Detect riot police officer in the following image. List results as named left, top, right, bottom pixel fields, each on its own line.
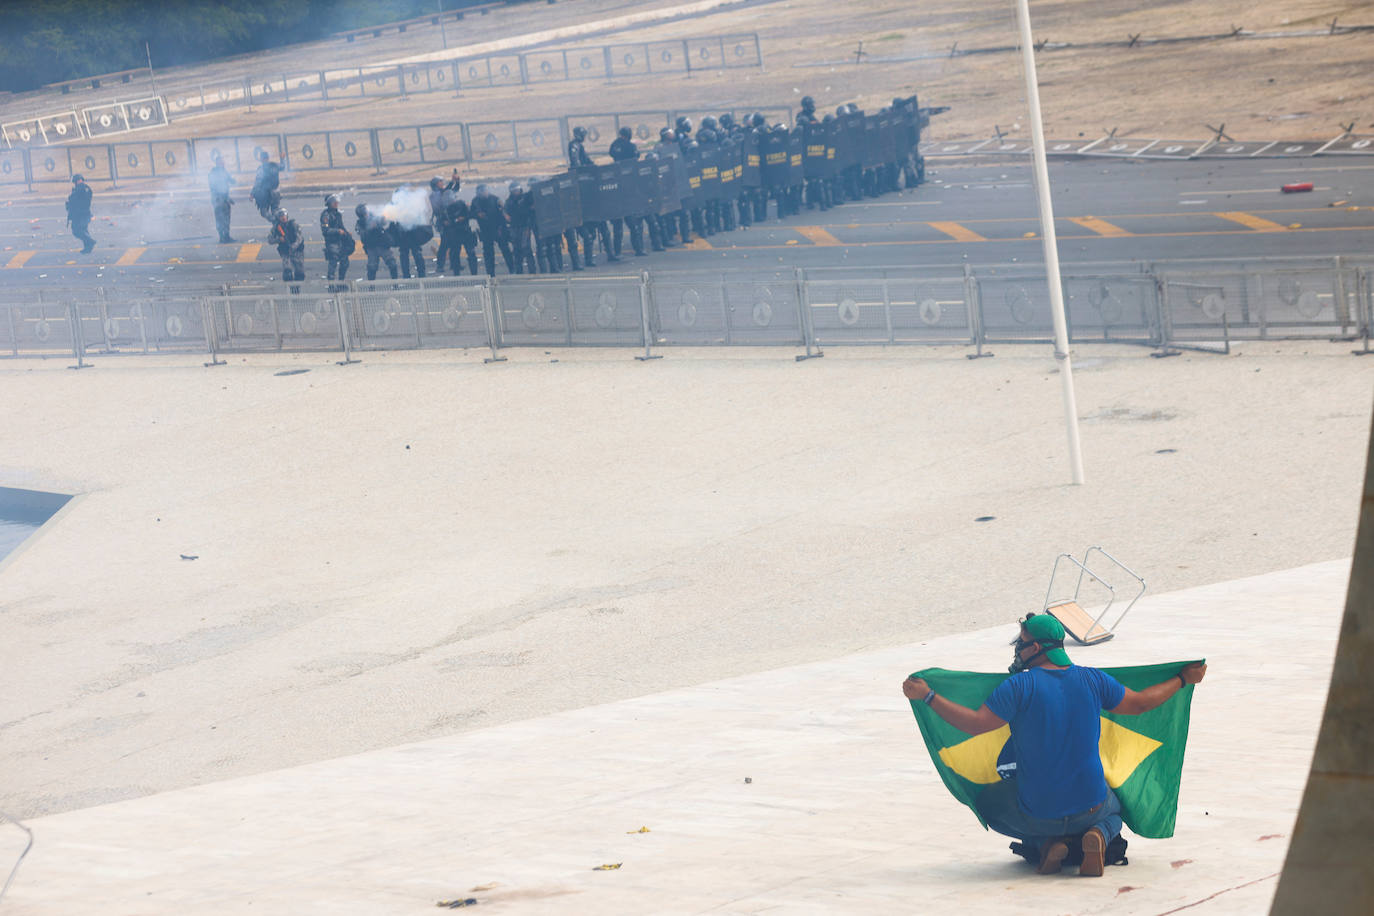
left=269, top=207, right=305, bottom=293
left=65, top=173, right=96, bottom=254
left=320, top=194, right=353, bottom=289
left=608, top=127, right=643, bottom=258
left=443, top=196, right=480, bottom=276
left=506, top=181, right=538, bottom=274
left=208, top=154, right=235, bottom=243
left=797, top=95, right=819, bottom=126
left=568, top=125, right=593, bottom=169
left=251, top=150, right=283, bottom=222
left=471, top=184, right=514, bottom=277
left=356, top=203, right=399, bottom=281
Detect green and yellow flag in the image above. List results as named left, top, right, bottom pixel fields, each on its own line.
left=907, top=661, right=1202, bottom=838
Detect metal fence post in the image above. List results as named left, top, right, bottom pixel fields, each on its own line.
left=603, top=46, right=615, bottom=84
left=369, top=129, right=383, bottom=174
left=335, top=291, right=359, bottom=364
left=67, top=300, right=88, bottom=369
left=754, top=33, right=764, bottom=70
left=481, top=279, right=506, bottom=363
left=106, top=144, right=119, bottom=189
left=22, top=147, right=34, bottom=193
left=203, top=297, right=225, bottom=366
left=320, top=71, right=329, bottom=101
left=796, top=266, right=822, bottom=360
left=397, top=65, right=407, bottom=98
left=683, top=39, right=693, bottom=77
left=965, top=263, right=992, bottom=359
left=636, top=270, right=661, bottom=360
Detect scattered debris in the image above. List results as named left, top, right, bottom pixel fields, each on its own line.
left=627, top=826, right=651, bottom=834
left=273, top=368, right=309, bottom=377
left=1280, top=182, right=1313, bottom=193
left=1329, top=199, right=1349, bottom=207
left=593, top=863, right=622, bottom=870
left=436, top=899, right=478, bottom=909
left=744, top=777, right=752, bottom=783
left=179, top=554, right=198, bottom=561
left=974, top=516, right=996, bottom=522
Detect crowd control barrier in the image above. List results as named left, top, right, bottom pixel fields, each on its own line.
left=4, top=259, right=1371, bottom=363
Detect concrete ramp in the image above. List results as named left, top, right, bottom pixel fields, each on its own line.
left=1, top=560, right=1347, bottom=914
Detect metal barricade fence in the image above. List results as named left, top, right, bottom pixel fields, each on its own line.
left=10, top=260, right=1374, bottom=361
left=803, top=268, right=977, bottom=345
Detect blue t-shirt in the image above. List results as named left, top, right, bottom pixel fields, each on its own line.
left=984, top=665, right=1126, bottom=819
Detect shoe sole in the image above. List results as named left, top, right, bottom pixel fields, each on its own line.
left=1080, top=828, right=1106, bottom=877
left=1037, top=840, right=1069, bottom=875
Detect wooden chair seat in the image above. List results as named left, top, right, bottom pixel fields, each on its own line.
left=1047, top=600, right=1115, bottom=645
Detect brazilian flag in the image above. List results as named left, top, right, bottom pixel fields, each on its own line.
left=907, top=661, right=1202, bottom=838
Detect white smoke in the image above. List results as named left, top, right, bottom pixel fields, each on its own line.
left=378, top=186, right=432, bottom=228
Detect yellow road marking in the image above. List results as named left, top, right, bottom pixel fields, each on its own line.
left=681, top=238, right=712, bottom=250
left=1067, top=216, right=1131, bottom=238
left=236, top=243, right=262, bottom=262
left=4, top=250, right=36, bottom=269
left=1215, top=211, right=1288, bottom=232
left=796, top=225, right=842, bottom=246
left=927, top=221, right=986, bottom=242
left=114, top=247, right=146, bottom=266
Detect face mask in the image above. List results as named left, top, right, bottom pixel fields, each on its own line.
left=1008, top=635, right=1063, bottom=674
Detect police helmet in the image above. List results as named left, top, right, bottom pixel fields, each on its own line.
left=273, top=207, right=288, bottom=220
left=701, top=115, right=718, bottom=132
left=684, top=139, right=699, bottom=150
left=325, top=193, right=339, bottom=206
left=572, top=126, right=587, bottom=141
left=618, top=126, right=632, bottom=140
left=71, top=173, right=84, bottom=183
left=822, top=113, right=835, bottom=123
left=675, top=116, right=692, bottom=134
left=429, top=177, right=443, bottom=189
left=835, top=105, right=848, bottom=116
left=719, top=113, right=735, bottom=129
left=355, top=203, right=369, bottom=218
left=508, top=181, right=523, bottom=194
left=476, top=184, right=489, bottom=196
left=801, top=96, right=815, bottom=111
left=750, top=112, right=766, bottom=128
left=660, top=128, right=677, bottom=143
left=643, top=151, right=658, bottom=161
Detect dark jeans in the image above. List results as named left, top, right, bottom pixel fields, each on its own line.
left=976, top=778, right=1123, bottom=858
left=212, top=195, right=232, bottom=241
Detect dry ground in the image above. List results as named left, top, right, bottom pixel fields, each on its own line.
left=9, top=0, right=1372, bottom=191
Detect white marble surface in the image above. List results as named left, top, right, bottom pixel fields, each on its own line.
left=2, top=559, right=1347, bottom=914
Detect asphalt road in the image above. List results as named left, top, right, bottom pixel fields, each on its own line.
left=3, top=156, right=1371, bottom=296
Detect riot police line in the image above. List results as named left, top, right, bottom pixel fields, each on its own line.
left=225, top=96, right=940, bottom=290
left=533, top=97, right=934, bottom=272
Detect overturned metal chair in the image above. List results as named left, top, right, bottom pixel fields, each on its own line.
left=1042, top=547, right=1146, bottom=645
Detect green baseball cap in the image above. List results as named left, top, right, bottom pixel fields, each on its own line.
left=1023, top=613, right=1072, bottom=666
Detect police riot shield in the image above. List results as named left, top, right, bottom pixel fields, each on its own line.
left=717, top=138, right=741, bottom=198
left=785, top=129, right=805, bottom=184
left=613, top=159, right=647, bottom=217
left=580, top=163, right=632, bottom=223
left=681, top=148, right=704, bottom=209
left=762, top=130, right=789, bottom=189
left=655, top=155, right=687, bottom=215
left=555, top=172, right=582, bottom=231
left=741, top=130, right=762, bottom=188
left=839, top=110, right=865, bottom=170
left=877, top=110, right=897, bottom=165
left=532, top=178, right=563, bottom=237
left=862, top=115, right=883, bottom=169
left=803, top=122, right=832, bottom=179
left=698, top=144, right=722, bottom=203
left=635, top=158, right=660, bottom=216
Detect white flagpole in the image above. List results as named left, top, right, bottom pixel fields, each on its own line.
left=1013, top=0, right=1085, bottom=485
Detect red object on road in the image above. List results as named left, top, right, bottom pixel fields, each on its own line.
left=1281, top=182, right=1314, bottom=193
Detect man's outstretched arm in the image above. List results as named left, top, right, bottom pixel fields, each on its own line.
left=1112, top=662, right=1208, bottom=715
left=902, top=677, right=1007, bottom=735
